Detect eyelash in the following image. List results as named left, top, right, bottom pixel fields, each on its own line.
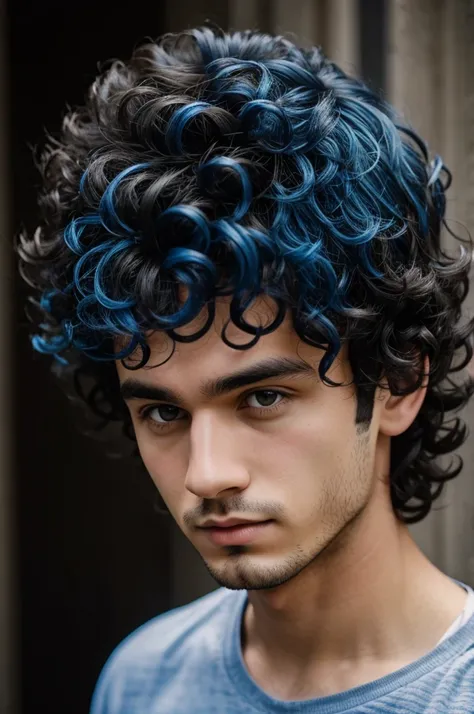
left=138, top=390, right=291, bottom=432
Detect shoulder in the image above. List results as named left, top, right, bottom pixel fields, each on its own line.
left=89, top=587, right=239, bottom=713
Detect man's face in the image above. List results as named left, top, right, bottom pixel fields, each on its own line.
left=117, top=298, right=381, bottom=591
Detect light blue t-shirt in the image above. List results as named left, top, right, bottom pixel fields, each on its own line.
left=90, top=584, right=474, bottom=713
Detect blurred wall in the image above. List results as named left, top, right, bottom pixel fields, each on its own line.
left=0, top=1, right=18, bottom=712
left=7, top=3, right=173, bottom=713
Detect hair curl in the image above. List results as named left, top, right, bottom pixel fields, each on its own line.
left=17, top=26, right=474, bottom=523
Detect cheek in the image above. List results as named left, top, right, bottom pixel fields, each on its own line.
left=264, top=432, right=370, bottom=538
left=269, top=405, right=354, bottom=462
left=133, top=403, right=361, bottom=513
left=252, top=415, right=355, bottom=497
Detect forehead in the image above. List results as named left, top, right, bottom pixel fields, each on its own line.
left=117, top=297, right=295, bottom=379
left=115, top=297, right=350, bottom=389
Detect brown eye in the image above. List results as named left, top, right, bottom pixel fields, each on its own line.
left=246, top=390, right=283, bottom=408
left=145, top=405, right=185, bottom=424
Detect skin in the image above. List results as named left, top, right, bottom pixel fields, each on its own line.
left=117, top=297, right=467, bottom=700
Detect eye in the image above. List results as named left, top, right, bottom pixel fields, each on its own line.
left=244, top=390, right=286, bottom=410
left=142, top=404, right=187, bottom=425
left=138, top=389, right=290, bottom=432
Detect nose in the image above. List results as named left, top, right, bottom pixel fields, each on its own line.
left=184, top=410, right=250, bottom=499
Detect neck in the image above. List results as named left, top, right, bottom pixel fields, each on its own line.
left=242, top=494, right=467, bottom=699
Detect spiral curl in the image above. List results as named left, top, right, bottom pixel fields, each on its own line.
left=17, top=26, right=474, bottom=523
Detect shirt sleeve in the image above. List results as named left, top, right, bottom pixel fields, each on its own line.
left=89, top=656, right=125, bottom=714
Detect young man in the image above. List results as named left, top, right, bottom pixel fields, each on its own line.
left=18, top=26, right=474, bottom=713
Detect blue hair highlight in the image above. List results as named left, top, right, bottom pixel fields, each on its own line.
left=63, top=214, right=102, bottom=255
left=97, top=163, right=150, bottom=236
left=73, top=242, right=113, bottom=298
left=33, top=33, right=447, bottom=374
left=93, top=240, right=136, bottom=310
left=266, top=154, right=315, bottom=202
left=212, top=219, right=260, bottom=290
left=198, top=156, right=253, bottom=221
left=159, top=205, right=212, bottom=253
left=166, top=102, right=213, bottom=154
left=208, top=59, right=274, bottom=96
left=239, top=99, right=294, bottom=153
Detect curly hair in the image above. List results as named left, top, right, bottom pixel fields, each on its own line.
left=17, top=26, right=474, bottom=523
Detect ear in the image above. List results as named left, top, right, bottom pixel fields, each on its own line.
left=378, top=356, right=429, bottom=437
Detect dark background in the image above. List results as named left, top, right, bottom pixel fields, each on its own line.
left=7, top=3, right=172, bottom=714
left=5, top=1, right=386, bottom=712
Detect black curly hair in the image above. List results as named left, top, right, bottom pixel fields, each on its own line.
left=17, top=26, right=474, bottom=524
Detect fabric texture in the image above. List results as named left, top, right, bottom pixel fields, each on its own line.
left=90, top=583, right=474, bottom=713
left=437, top=589, right=474, bottom=646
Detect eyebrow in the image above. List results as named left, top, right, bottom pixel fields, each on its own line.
left=119, top=357, right=316, bottom=406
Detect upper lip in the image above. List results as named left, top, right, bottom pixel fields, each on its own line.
left=199, top=518, right=269, bottom=529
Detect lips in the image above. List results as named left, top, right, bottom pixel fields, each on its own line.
left=200, top=517, right=267, bottom=529
left=202, top=520, right=273, bottom=546
left=211, top=521, right=266, bottom=530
